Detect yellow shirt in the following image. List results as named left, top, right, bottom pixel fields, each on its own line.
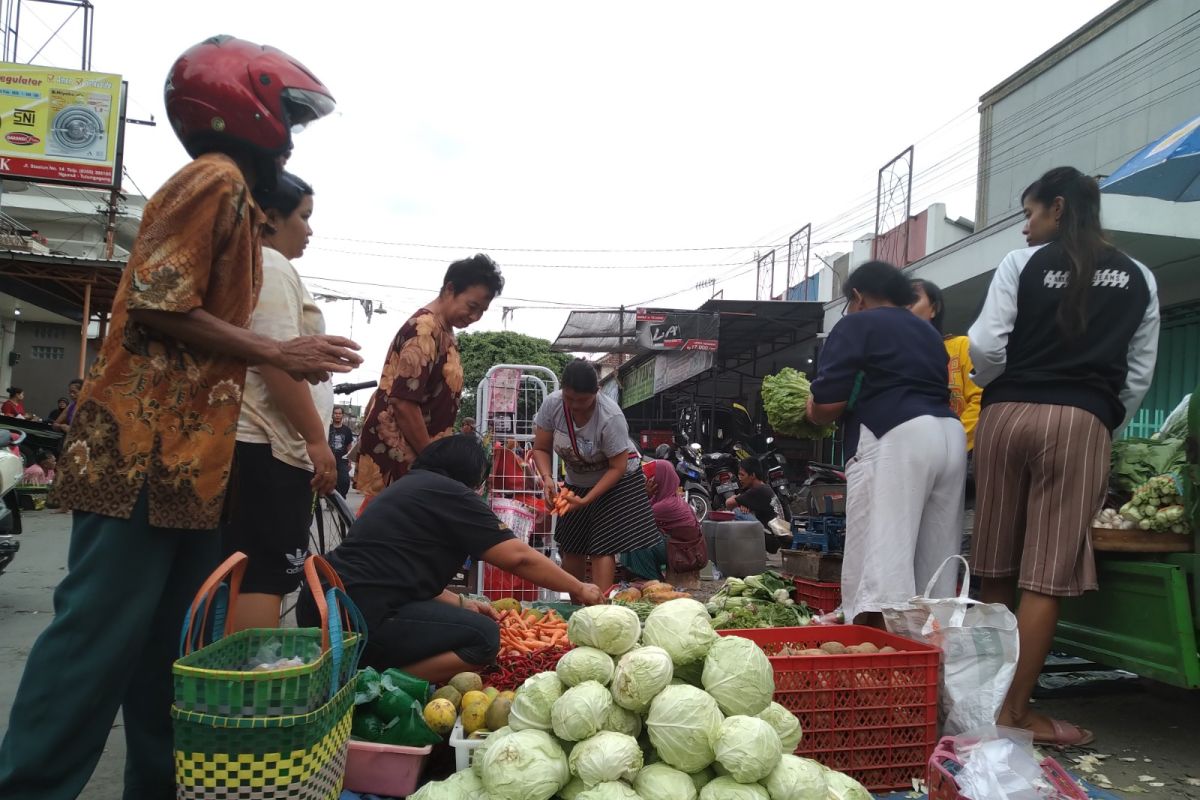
left=945, top=335, right=982, bottom=451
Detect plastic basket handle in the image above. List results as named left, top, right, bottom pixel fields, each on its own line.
left=304, top=554, right=349, bottom=652
left=178, top=552, right=247, bottom=657
left=324, top=586, right=368, bottom=700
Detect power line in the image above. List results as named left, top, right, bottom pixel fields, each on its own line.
left=297, top=273, right=613, bottom=309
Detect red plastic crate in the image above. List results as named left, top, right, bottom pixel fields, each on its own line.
left=792, top=577, right=841, bottom=614
left=481, top=564, right=541, bottom=601
left=721, top=625, right=939, bottom=792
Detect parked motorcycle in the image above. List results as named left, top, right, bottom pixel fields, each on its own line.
left=653, top=439, right=712, bottom=521
left=794, top=460, right=847, bottom=517
left=0, top=430, right=25, bottom=574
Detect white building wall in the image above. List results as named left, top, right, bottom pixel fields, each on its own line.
left=978, top=0, right=1200, bottom=226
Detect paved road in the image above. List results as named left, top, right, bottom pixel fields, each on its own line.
left=1, top=507, right=1198, bottom=799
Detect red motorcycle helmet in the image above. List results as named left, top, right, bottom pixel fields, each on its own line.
left=165, top=35, right=335, bottom=159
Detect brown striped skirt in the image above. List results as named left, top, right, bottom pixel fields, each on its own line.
left=555, top=467, right=662, bottom=556
left=970, top=402, right=1110, bottom=596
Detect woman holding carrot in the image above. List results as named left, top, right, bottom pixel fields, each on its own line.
left=532, top=359, right=662, bottom=593
left=298, top=435, right=603, bottom=682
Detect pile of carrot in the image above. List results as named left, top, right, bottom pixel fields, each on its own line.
left=550, top=485, right=582, bottom=516
left=497, top=608, right=570, bottom=656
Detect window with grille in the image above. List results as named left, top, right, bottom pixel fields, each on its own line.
left=30, top=345, right=65, bottom=360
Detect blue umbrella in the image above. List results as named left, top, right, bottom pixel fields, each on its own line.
left=1101, top=113, right=1200, bottom=201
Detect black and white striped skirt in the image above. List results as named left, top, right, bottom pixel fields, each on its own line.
left=555, top=468, right=662, bottom=556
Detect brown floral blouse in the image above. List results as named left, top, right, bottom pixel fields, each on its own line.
left=354, top=308, right=464, bottom=496
left=51, top=154, right=265, bottom=529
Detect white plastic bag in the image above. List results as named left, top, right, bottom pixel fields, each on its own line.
left=882, top=555, right=1019, bottom=735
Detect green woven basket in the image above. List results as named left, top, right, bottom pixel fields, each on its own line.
left=172, top=679, right=355, bottom=800
left=173, top=627, right=360, bottom=717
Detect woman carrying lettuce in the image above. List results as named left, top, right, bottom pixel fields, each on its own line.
left=806, top=261, right=965, bottom=627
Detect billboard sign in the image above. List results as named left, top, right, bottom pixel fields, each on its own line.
left=0, top=63, right=122, bottom=187
left=634, top=308, right=719, bottom=352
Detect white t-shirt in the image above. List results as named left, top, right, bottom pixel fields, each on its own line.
left=237, top=247, right=335, bottom=471
left=533, top=391, right=638, bottom=487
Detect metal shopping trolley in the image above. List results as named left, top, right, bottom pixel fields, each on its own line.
left=475, top=365, right=562, bottom=601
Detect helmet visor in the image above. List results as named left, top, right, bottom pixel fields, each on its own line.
left=281, top=88, right=336, bottom=133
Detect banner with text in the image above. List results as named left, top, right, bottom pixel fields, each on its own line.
left=634, top=308, right=719, bottom=351
left=0, top=63, right=122, bottom=187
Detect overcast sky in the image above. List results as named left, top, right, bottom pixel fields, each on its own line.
left=22, top=0, right=1113, bottom=390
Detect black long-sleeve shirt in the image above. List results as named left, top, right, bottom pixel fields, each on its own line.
left=968, top=242, right=1159, bottom=430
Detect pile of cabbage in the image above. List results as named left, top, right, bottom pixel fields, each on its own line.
left=410, top=599, right=872, bottom=800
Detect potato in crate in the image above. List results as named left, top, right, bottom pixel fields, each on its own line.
left=720, top=625, right=939, bottom=792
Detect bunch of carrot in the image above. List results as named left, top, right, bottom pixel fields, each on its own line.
left=497, top=608, right=570, bottom=656
left=550, top=485, right=582, bottom=516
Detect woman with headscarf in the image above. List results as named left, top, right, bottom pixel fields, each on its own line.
left=621, top=459, right=706, bottom=583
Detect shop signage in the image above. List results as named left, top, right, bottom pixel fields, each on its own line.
left=621, top=360, right=656, bottom=408
left=634, top=308, right=719, bottom=352
left=0, top=63, right=123, bottom=187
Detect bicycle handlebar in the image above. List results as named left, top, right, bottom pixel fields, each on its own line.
left=332, top=380, right=378, bottom=395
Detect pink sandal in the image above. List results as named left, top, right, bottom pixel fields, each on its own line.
left=1033, top=718, right=1095, bottom=749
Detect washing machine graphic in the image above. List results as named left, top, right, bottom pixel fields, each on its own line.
left=46, top=90, right=110, bottom=162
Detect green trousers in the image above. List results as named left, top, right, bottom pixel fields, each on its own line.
left=0, top=490, right=218, bottom=800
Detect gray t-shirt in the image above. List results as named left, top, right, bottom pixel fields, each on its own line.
left=534, top=391, right=639, bottom=487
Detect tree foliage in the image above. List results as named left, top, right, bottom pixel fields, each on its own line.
left=456, top=330, right=571, bottom=423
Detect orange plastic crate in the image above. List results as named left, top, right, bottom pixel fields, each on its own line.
left=792, top=577, right=842, bottom=614
left=721, top=625, right=939, bottom=792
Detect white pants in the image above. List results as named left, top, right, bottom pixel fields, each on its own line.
left=842, top=415, right=966, bottom=623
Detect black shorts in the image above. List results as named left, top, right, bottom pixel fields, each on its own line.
left=296, top=593, right=500, bottom=669
left=221, top=441, right=314, bottom=595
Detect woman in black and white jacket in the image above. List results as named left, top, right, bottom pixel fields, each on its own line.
left=968, top=166, right=1159, bottom=747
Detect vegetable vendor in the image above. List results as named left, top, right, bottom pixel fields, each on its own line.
left=967, top=166, right=1158, bottom=747
left=724, top=457, right=787, bottom=553
left=532, top=359, right=662, bottom=592
left=806, top=260, right=965, bottom=627
left=621, top=459, right=707, bottom=582
left=298, top=435, right=604, bottom=682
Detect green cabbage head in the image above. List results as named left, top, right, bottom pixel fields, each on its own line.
left=698, top=777, right=769, bottom=800
left=702, top=636, right=773, bottom=716
left=712, top=715, right=782, bottom=783
left=558, top=647, right=617, bottom=687
left=568, top=606, right=642, bottom=655
left=569, top=731, right=644, bottom=786
left=577, top=781, right=643, bottom=800
left=612, top=646, right=675, bottom=713
left=756, top=702, right=802, bottom=754
left=763, top=755, right=828, bottom=800
left=634, top=763, right=698, bottom=800
left=480, top=728, right=570, bottom=800
left=553, top=680, right=613, bottom=742
left=510, top=671, right=564, bottom=731
left=645, top=684, right=724, bottom=773
left=641, top=600, right=718, bottom=666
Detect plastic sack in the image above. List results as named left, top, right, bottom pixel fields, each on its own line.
left=381, top=667, right=430, bottom=702
left=374, top=687, right=442, bottom=747
left=882, top=556, right=1019, bottom=735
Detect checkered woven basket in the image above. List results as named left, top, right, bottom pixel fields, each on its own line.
left=174, top=554, right=362, bottom=717
left=172, top=679, right=355, bottom=800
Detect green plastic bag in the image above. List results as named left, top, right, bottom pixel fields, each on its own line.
left=355, top=667, right=383, bottom=706
left=376, top=692, right=442, bottom=746
left=381, top=668, right=430, bottom=702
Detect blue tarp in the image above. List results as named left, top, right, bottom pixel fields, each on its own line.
left=1101, top=113, right=1200, bottom=201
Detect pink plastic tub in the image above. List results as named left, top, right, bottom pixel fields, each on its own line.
left=343, top=739, right=432, bottom=796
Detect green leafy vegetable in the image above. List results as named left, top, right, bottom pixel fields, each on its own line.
left=761, top=368, right=836, bottom=440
